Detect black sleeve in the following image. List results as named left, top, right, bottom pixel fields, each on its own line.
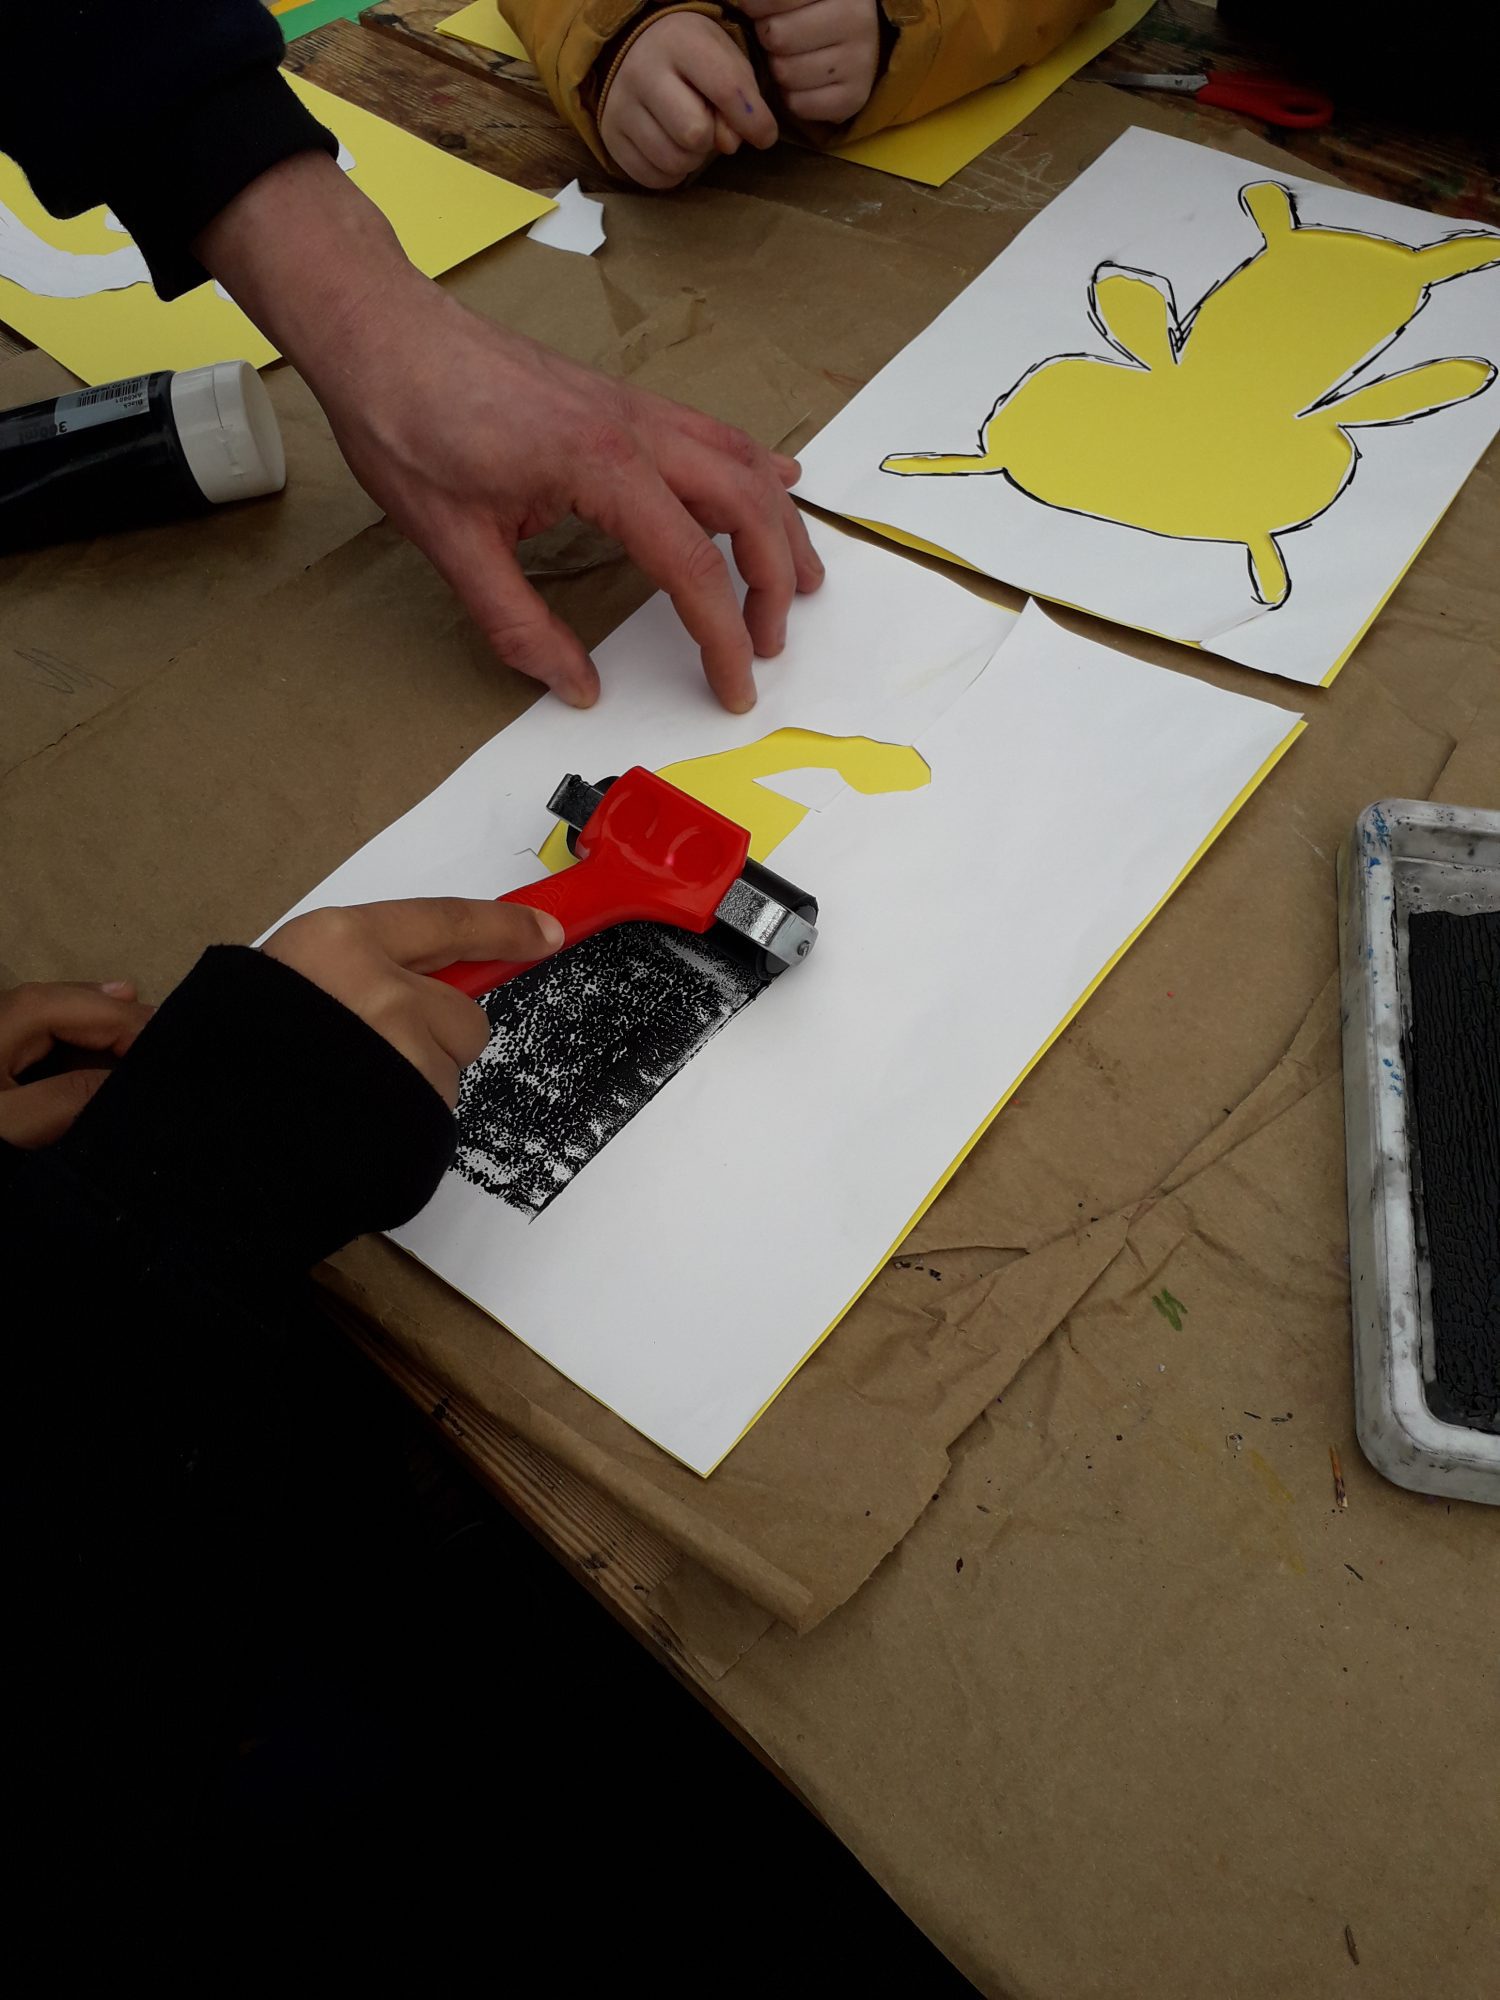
left=1, top=945, right=456, bottom=1861
left=0, top=0, right=337, bottom=299
left=2, top=943, right=454, bottom=1494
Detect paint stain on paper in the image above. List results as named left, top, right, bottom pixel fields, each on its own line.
left=455, top=923, right=764, bottom=1217
left=882, top=183, right=1500, bottom=609
left=1152, top=1288, right=1187, bottom=1329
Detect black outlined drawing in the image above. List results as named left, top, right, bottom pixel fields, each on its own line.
left=882, top=182, right=1500, bottom=608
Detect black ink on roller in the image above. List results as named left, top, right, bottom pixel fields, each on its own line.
left=1338, top=800, right=1500, bottom=1504
left=0, top=361, right=284, bottom=552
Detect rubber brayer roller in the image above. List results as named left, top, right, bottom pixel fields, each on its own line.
left=432, top=767, right=819, bottom=998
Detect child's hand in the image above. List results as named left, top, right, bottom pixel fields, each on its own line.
left=600, top=12, right=778, bottom=189
left=741, top=0, right=881, bottom=126
left=264, top=899, right=564, bottom=1106
left=0, top=979, right=154, bottom=1147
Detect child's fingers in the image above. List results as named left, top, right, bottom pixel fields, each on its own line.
left=712, top=112, right=741, bottom=155
left=651, top=72, right=718, bottom=157
left=0, top=1068, right=112, bottom=1148
left=771, top=47, right=858, bottom=94
left=784, top=81, right=868, bottom=123
left=682, top=43, right=779, bottom=149
left=750, top=0, right=850, bottom=55
left=606, top=120, right=679, bottom=190
left=352, top=899, right=565, bottom=975
left=0, top=982, right=155, bottom=1082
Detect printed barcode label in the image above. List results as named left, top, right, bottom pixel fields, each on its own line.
left=71, top=380, right=146, bottom=408
left=50, top=375, right=151, bottom=435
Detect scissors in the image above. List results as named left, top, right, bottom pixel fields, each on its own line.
left=1094, top=68, right=1334, bottom=131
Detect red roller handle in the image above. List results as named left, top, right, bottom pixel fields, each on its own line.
left=430, top=767, right=751, bottom=1000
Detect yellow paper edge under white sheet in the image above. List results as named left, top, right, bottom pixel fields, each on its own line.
left=833, top=0, right=1155, bottom=188
left=710, top=711, right=1306, bottom=1472
left=0, top=75, right=552, bottom=384
left=436, top=1, right=528, bottom=60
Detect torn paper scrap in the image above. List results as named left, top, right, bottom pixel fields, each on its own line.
left=798, top=127, right=1500, bottom=687
left=269, top=519, right=1300, bottom=1476
left=0, top=202, right=148, bottom=298
left=528, top=181, right=607, bottom=258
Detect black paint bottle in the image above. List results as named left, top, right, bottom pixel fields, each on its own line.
left=0, top=360, right=285, bottom=553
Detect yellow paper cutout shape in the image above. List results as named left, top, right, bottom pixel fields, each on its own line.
left=436, top=2, right=528, bottom=61
left=834, top=0, right=1154, bottom=189
left=537, top=729, right=929, bottom=875
left=0, top=76, right=552, bottom=385
left=882, top=182, right=1500, bottom=609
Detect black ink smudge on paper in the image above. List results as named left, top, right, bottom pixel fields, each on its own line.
left=454, top=922, right=767, bottom=1218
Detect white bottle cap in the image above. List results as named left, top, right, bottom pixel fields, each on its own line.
left=169, top=360, right=286, bottom=506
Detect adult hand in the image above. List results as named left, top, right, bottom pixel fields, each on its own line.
left=195, top=152, right=822, bottom=715
left=0, top=980, right=154, bottom=1147
left=741, top=0, right=882, bottom=125
left=601, top=12, right=779, bottom=189
left=263, top=898, right=564, bottom=1106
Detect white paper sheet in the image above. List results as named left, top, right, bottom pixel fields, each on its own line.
left=527, top=181, right=607, bottom=257
left=0, top=201, right=148, bottom=297
left=272, top=524, right=1299, bottom=1473
left=796, top=128, right=1500, bottom=687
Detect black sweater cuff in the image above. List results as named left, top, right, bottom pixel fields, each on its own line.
left=107, top=69, right=338, bottom=301
left=54, top=946, right=456, bottom=1281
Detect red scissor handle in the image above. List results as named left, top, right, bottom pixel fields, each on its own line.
left=1197, top=71, right=1334, bottom=130
left=430, top=766, right=751, bottom=999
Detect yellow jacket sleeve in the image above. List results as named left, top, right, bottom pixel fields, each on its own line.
left=823, top=0, right=1108, bottom=144
left=500, top=1, right=749, bottom=172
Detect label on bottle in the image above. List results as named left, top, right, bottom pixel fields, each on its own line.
left=0, top=375, right=151, bottom=449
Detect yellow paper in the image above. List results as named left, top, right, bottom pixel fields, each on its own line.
left=0, top=75, right=552, bottom=385
left=435, top=1, right=527, bottom=60
left=834, top=0, right=1154, bottom=188
left=536, top=729, right=930, bottom=875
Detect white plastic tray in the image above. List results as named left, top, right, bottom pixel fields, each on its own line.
left=1337, top=799, right=1500, bottom=1504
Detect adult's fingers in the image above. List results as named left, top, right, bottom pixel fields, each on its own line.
left=589, top=468, right=757, bottom=709
left=0, top=982, right=154, bottom=1081
left=640, top=394, right=804, bottom=499
left=0, top=1068, right=111, bottom=1148
left=352, top=898, right=566, bottom=974
left=633, top=398, right=822, bottom=587
left=656, top=427, right=797, bottom=658
left=425, top=514, right=600, bottom=705
left=660, top=419, right=824, bottom=600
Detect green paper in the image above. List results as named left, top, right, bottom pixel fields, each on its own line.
left=274, top=0, right=369, bottom=43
